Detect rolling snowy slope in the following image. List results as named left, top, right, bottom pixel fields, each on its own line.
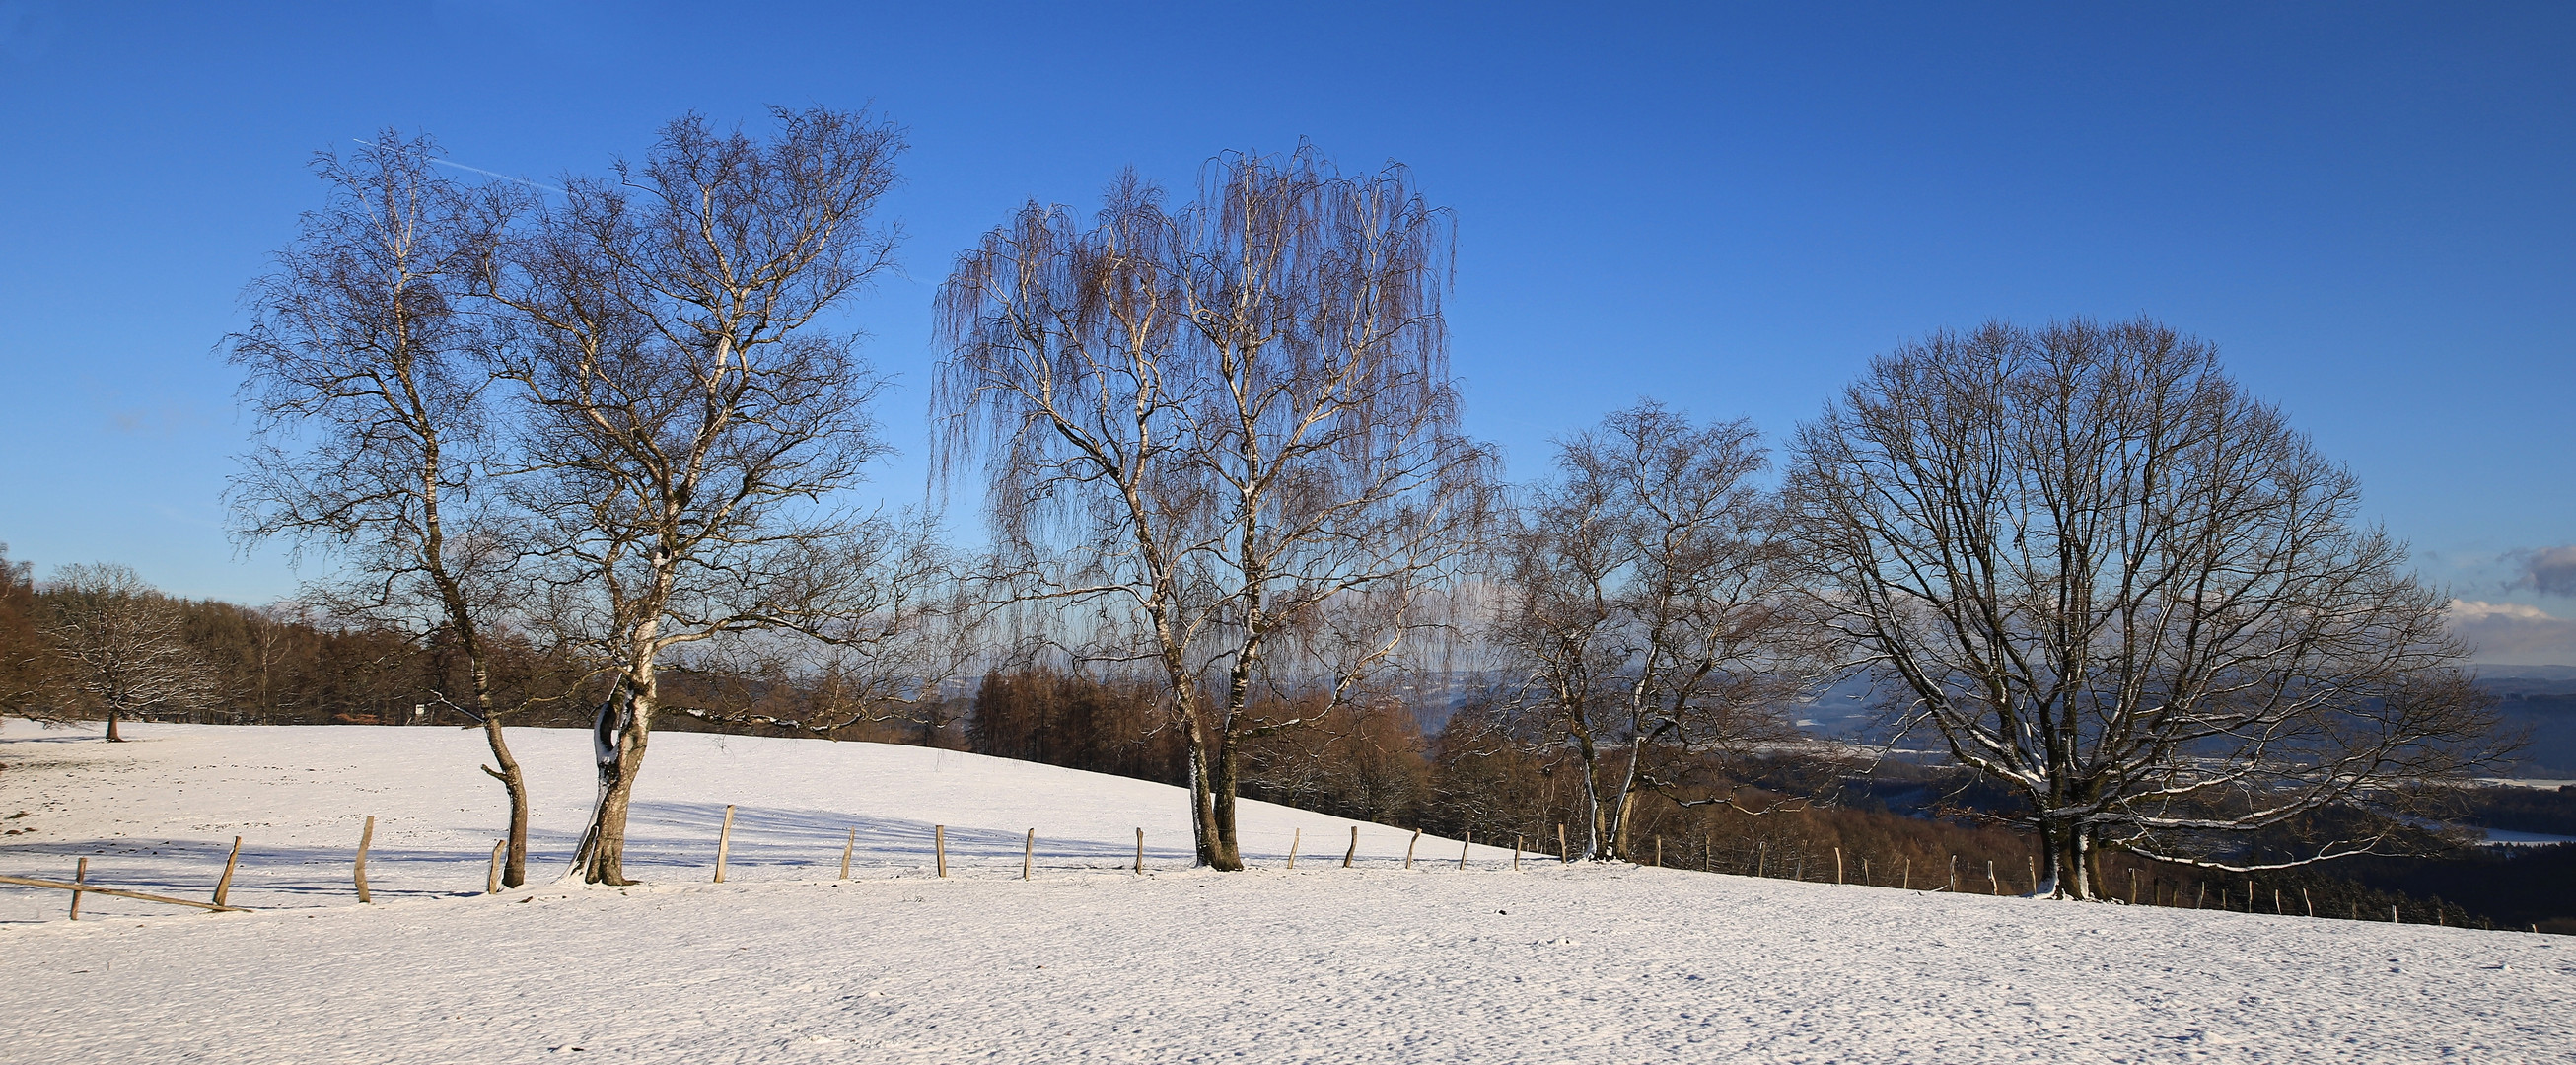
left=3, top=719, right=2571, bottom=1064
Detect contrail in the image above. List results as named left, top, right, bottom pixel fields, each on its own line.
left=429, top=157, right=564, bottom=194
left=348, top=138, right=564, bottom=194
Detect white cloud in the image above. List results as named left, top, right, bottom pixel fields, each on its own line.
left=2449, top=599, right=2576, bottom=666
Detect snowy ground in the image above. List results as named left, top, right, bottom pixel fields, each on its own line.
left=3, top=720, right=2571, bottom=1063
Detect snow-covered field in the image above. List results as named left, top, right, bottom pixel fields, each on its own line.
left=2, top=720, right=2570, bottom=1063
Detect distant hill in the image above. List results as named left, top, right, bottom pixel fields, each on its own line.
left=2477, top=666, right=2576, bottom=777
left=1791, top=668, right=2576, bottom=779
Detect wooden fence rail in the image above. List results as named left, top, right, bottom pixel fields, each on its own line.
left=0, top=874, right=249, bottom=913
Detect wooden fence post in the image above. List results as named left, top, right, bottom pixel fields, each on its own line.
left=1459, top=830, right=1470, bottom=870
left=2129, top=869, right=2140, bottom=905
left=1834, top=847, right=1844, bottom=885
left=1862, top=857, right=1870, bottom=886
left=935, top=824, right=947, bottom=878
left=1558, top=823, right=1568, bottom=864
left=1902, top=857, right=1911, bottom=890
left=1287, top=828, right=1301, bottom=870
left=354, top=816, right=375, bottom=903
left=488, top=840, right=504, bottom=894
left=1757, top=842, right=1768, bottom=879
left=1514, top=835, right=1523, bottom=872
left=2027, top=855, right=2037, bottom=895
left=841, top=827, right=856, bottom=881
left=1135, top=827, right=1144, bottom=874
left=713, top=805, right=736, bottom=884
left=1947, top=853, right=1956, bottom=892
left=213, top=835, right=242, bottom=908
left=1344, top=825, right=1357, bottom=869
left=1024, top=829, right=1035, bottom=881
left=68, top=858, right=87, bottom=921
left=2391, top=903, right=2399, bottom=923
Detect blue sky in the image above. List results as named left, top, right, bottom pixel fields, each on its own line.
left=1, top=2, right=2570, bottom=660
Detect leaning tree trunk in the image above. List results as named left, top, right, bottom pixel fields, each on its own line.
left=475, top=658, right=532, bottom=888
left=484, top=714, right=532, bottom=888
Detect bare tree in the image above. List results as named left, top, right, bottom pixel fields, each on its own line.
left=1488, top=401, right=1812, bottom=861
left=38, top=564, right=217, bottom=740
left=226, top=131, right=544, bottom=884
left=1782, top=318, right=2511, bottom=898
left=936, top=148, right=1493, bottom=869
left=484, top=106, right=905, bottom=885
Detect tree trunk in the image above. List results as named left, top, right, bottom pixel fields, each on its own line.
left=1183, top=711, right=1223, bottom=869
left=2039, top=820, right=2098, bottom=900
left=104, top=708, right=123, bottom=743
left=1206, top=734, right=1244, bottom=871
left=2039, top=820, right=2064, bottom=898
left=1611, top=788, right=1638, bottom=862
left=487, top=716, right=531, bottom=888
left=578, top=669, right=654, bottom=886
left=478, top=659, right=531, bottom=888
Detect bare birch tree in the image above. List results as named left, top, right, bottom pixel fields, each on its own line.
left=936, top=149, right=1493, bottom=869
left=484, top=106, right=905, bottom=885
left=1489, top=401, right=1812, bottom=861
left=226, top=131, right=543, bottom=884
left=1782, top=318, right=2510, bottom=898
left=38, top=564, right=217, bottom=741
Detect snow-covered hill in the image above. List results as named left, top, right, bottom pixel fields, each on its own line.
left=3, top=719, right=2569, bottom=1063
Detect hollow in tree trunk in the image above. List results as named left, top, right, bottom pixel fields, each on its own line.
left=575, top=675, right=653, bottom=885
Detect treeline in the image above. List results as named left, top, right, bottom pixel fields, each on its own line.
left=0, top=544, right=595, bottom=730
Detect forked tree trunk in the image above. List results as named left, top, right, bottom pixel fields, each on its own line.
left=1179, top=694, right=1246, bottom=871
